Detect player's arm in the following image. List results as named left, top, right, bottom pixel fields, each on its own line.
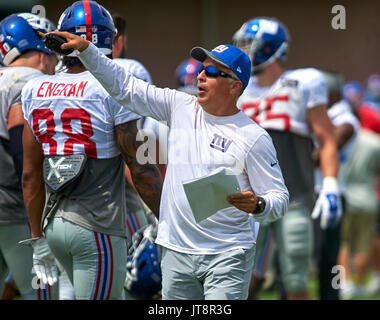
left=313, top=122, right=355, bottom=167
left=308, top=105, right=342, bottom=229
left=334, top=123, right=355, bottom=150
left=22, top=120, right=45, bottom=238
left=307, top=105, right=339, bottom=178
left=7, top=104, right=25, bottom=180
left=115, top=119, right=163, bottom=219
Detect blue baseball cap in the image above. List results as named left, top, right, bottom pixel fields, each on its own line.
left=190, top=44, right=251, bottom=89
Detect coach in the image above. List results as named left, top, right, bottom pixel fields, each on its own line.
left=54, top=31, right=289, bottom=300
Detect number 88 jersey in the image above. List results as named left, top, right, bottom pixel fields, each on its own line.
left=21, top=71, right=140, bottom=159
left=238, top=68, right=328, bottom=138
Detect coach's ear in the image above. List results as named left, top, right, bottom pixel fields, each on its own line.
left=230, top=80, right=243, bottom=98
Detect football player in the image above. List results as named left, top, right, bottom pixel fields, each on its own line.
left=233, top=17, right=340, bottom=299
left=0, top=12, right=58, bottom=300
left=21, top=0, right=162, bottom=300
left=313, top=71, right=359, bottom=299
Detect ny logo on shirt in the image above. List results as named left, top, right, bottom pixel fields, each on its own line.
left=210, top=133, right=232, bottom=153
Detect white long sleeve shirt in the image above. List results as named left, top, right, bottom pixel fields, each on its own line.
left=78, top=43, right=289, bottom=254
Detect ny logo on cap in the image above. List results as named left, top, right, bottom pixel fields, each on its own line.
left=213, top=45, right=229, bottom=53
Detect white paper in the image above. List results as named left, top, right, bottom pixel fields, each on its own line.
left=183, top=168, right=241, bottom=223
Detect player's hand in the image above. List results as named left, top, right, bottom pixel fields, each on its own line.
left=49, top=31, right=90, bottom=53
left=19, top=237, right=58, bottom=286
left=311, top=177, right=342, bottom=229
left=227, top=190, right=258, bottom=213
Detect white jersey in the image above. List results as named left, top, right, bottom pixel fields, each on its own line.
left=314, top=100, right=360, bottom=194
left=238, top=68, right=328, bottom=209
left=239, top=68, right=328, bottom=137
left=78, top=43, right=289, bottom=254
left=0, top=66, right=42, bottom=139
left=22, top=71, right=140, bottom=159
left=22, top=70, right=140, bottom=237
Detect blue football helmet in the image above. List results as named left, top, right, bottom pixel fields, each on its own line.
left=125, top=224, right=162, bottom=299
left=0, top=13, right=56, bottom=66
left=233, top=17, right=290, bottom=72
left=341, top=81, right=363, bottom=101
left=175, top=58, right=203, bottom=95
left=57, top=0, right=116, bottom=55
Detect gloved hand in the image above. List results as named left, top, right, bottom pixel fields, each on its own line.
left=19, top=237, right=58, bottom=286
left=311, top=177, right=342, bottom=229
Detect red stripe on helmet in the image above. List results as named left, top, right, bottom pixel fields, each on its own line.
left=83, top=0, right=92, bottom=41
left=0, top=42, right=7, bottom=55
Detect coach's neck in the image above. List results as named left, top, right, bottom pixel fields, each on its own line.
left=201, top=100, right=240, bottom=117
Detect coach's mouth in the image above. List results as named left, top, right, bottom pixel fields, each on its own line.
left=197, top=85, right=206, bottom=96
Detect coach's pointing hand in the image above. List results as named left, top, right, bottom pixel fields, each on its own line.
left=50, top=31, right=90, bottom=53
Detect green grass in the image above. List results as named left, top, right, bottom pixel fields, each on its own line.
left=258, top=272, right=380, bottom=300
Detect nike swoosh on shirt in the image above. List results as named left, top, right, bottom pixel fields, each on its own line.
left=270, top=162, right=277, bottom=167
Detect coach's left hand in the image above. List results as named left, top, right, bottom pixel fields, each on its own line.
left=227, top=190, right=258, bottom=213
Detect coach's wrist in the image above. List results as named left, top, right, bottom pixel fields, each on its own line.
left=252, top=196, right=266, bottom=215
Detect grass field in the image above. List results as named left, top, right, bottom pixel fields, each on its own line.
left=258, top=272, right=380, bottom=300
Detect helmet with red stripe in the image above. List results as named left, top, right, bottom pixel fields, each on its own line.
left=175, top=58, right=203, bottom=95
left=0, top=13, right=56, bottom=66
left=57, top=0, right=116, bottom=55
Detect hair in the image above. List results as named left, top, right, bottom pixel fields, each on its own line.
left=111, top=12, right=127, bottom=58
left=62, top=56, right=84, bottom=69
left=62, top=53, right=112, bottom=70
left=111, top=12, right=127, bottom=38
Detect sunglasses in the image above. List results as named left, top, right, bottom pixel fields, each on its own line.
left=199, top=66, right=239, bottom=81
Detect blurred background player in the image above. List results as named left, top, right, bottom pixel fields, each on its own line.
left=21, top=0, right=162, bottom=300
left=112, top=13, right=153, bottom=84
left=233, top=17, right=340, bottom=300
left=312, top=70, right=359, bottom=300
left=338, top=121, right=380, bottom=298
left=364, top=73, right=380, bottom=111
left=175, top=58, right=203, bottom=95
left=111, top=12, right=164, bottom=300
left=337, top=80, right=380, bottom=299
left=0, top=12, right=58, bottom=300
left=342, top=81, right=380, bottom=135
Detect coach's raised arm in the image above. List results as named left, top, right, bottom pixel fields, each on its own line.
left=51, top=31, right=174, bottom=122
